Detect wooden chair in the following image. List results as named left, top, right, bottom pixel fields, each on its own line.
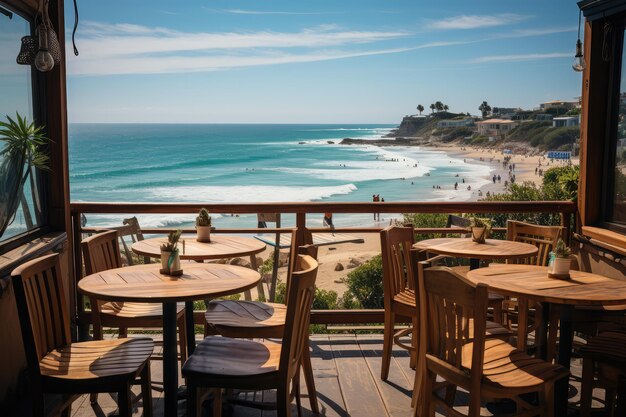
left=11, top=253, right=154, bottom=417
left=418, top=265, right=568, bottom=417
left=183, top=254, right=319, bottom=417
left=505, top=221, right=562, bottom=355
left=204, top=234, right=319, bottom=413
left=580, top=330, right=626, bottom=417
left=380, top=226, right=420, bottom=380
left=81, top=230, right=187, bottom=360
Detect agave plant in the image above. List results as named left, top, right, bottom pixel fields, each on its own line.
left=160, top=230, right=182, bottom=252
left=196, top=208, right=211, bottom=227
left=553, top=238, right=571, bottom=259
left=0, top=113, right=51, bottom=236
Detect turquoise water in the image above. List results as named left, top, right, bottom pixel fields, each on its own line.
left=67, top=124, right=492, bottom=229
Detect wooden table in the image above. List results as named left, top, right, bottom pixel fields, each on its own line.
left=132, top=235, right=266, bottom=300
left=467, top=264, right=626, bottom=415
left=78, top=263, right=260, bottom=417
left=413, top=237, right=538, bottom=269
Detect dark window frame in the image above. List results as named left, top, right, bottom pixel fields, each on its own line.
left=0, top=1, right=49, bottom=255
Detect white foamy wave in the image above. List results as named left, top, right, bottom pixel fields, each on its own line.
left=82, top=213, right=212, bottom=228
left=147, top=184, right=358, bottom=203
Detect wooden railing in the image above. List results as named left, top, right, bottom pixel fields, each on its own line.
left=69, top=201, right=577, bottom=331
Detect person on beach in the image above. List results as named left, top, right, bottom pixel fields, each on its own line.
left=323, top=212, right=335, bottom=235
left=373, top=194, right=380, bottom=221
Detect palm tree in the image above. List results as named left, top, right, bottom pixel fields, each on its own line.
left=430, top=104, right=435, bottom=113
left=479, top=101, right=491, bottom=118
left=443, top=104, right=449, bottom=112
left=417, top=104, right=424, bottom=115
left=435, top=101, right=444, bottom=112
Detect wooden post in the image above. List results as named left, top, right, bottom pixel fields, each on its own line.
left=71, top=211, right=87, bottom=341
left=561, top=211, right=571, bottom=245
left=295, top=212, right=306, bottom=248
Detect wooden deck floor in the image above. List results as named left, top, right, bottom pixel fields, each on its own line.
left=70, top=334, right=594, bottom=417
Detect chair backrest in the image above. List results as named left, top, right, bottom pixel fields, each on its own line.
left=380, top=226, right=416, bottom=299
left=81, top=230, right=123, bottom=275
left=506, top=220, right=562, bottom=266
left=118, top=217, right=145, bottom=265
left=12, top=253, right=71, bottom=379
left=280, top=254, right=318, bottom=383
left=420, top=265, right=488, bottom=390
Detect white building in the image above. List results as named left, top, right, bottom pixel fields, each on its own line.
left=475, top=119, right=518, bottom=141
left=552, top=116, right=580, bottom=128
left=437, top=118, right=475, bottom=128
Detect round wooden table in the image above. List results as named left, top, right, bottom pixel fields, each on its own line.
left=132, top=235, right=266, bottom=261
left=412, top=237, right=538, bottom=269
left=79, top=263, right=260, bottom=417
left=467, top=264, right=626, bottom=415
left=132, top=235, right=267, bottom=301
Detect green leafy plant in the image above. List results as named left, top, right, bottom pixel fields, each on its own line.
left=553, top=238, right=571, bottom=259
left=341, top=255, right=384, bottom=309
left=160, top=230, right=182, bottom=252
left=0, top=113, right=51, bottom=170
left=469, top=216, right=492, bottom=230
left=195, top=208, right=211, bottom=227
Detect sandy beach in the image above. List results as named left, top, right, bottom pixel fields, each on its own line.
left=259, top=143, right=579, bottom=298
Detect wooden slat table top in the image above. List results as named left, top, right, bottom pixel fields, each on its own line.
left=466, top=264, right=626, bottom=306
left=131, top=235, right=266, bottom=261
left=78, top=263, right=261, bottom=303
left=412, top=237, right=538, bottom=260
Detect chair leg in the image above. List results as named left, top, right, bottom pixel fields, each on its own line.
left=119, top=327, right=128, bottom=338
left=187, top=383, right=198, bottom=417
left=212, top=388, right=223, bottom=417
left=381, top=310, right=394, bottom=380
left=178, top=315, right=188, bottom=364
left=547, top=309, right=559, bottom=362
left=580, top=356, right=594, bottom=417
left=616, top=376, right=626, bottom=417
left=141, top=364, right=153, bottom=417
left=277, top=385, right=292, bottom=417
left=118, top=383, right=132, bottom=417
left=491, top=298, right=503, bottom=324
left=544, top=382, right=555, bottom=417
left=294, top=373, right=303, bottom=417
left=410, top=316, right=418, bottom=369
left=422, top=372, right=436, bottom=417
left=301, top=344, right=319, bottom=413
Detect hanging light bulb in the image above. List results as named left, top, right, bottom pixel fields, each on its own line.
left=573, top=10, right=586, bottom=72
left=34, top=24, right=54, bottom=72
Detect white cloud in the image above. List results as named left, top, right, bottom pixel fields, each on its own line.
left=208, top=9, right=335, bottom=16
left=428, top=14, right=529, bottom=30
left=471, top=52, right=570, bottom=63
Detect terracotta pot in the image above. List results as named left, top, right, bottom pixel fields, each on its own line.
left=196, top=225, right=211, bottom=242
left=552, top=257, right=571, bottom=276
left=471, top=226, right=488, bottom=243
left=161, top=250, right=181, bottom=274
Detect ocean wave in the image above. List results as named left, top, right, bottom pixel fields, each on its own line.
left=301, top=128, right=394, bottom=132
left=82, top=213, right=204, bottom=228
left=147, top=183, right=358, bottom=203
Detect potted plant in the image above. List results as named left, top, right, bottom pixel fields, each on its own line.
left=195, top=208, right=211, bottom=242
left=160, top=230, right=182, bottom=276
left=469, top=217, right=492, bottom=243
left=0, top=113, right=50, bottom=236
left=550, top=238, right=572, bottom=278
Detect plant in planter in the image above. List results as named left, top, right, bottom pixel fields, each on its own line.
left=469, top=217, right=492, bottom=243
left=550, top=238, right=572, bottom=278
left=160, top=230, right=182, bottom=276
left=195, top=208, right=212, bottom=242
left=0, top=113, right=51, bottom=237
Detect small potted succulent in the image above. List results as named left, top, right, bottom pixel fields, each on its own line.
left=469, top=217, right=492, bottom=244
left=550, top=238, right=572, bottom=277
left=160, top=230, right=182, bottom=276
left=195, top=208, right=212, bottom=242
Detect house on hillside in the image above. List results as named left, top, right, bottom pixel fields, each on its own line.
left=475, top=119, right=518, bottom=141
left=553, top=116, right=580, bottom=127
left=540, top=100, right=580, bottom=110
left=536, top=113, right=554, bottom=121
left=436, top=118, right=475, bottom=128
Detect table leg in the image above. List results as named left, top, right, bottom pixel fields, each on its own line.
left=163, top=302, right=179, bottom=417
left=185, top=301, right=196, bottom=356
left=469, top=258, right=480, bottom=270
left=554, top=304, right=574, bottom=416
left=537, top=302, right=550, bottom=360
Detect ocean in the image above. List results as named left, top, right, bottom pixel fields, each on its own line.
left=66, top=123, right=493, bottom=230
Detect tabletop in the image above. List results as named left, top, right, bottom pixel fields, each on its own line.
left=78, top=263, right=261, bottom=303
left=466, top=264, right=626, bottom=306
left=131, top=235, right=266, bottom=261
left=412, top=238, right=538, bottom=260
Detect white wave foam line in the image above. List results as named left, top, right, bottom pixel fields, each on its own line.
left=147, top=184, right=358, bottom=203
left=82, top=213, right=203, bottom=228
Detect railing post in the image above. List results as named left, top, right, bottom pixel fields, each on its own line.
left=561, top=210, right=572, bottom=245
left=295, top=212, right=307, bottom=248
left=71, top=211, right=89, bottom=341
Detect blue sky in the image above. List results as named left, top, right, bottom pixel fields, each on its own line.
left=65, top=0, right=583, bottom=123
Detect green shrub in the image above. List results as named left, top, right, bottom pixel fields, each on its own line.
left=275, top=280, right=339, bottom=310
left=341, top=255, right=384, bottom=309
left=471, top=135, right=488, bottom=145
left=542, top=127, right=579, bottom=149
left=401, top=213, right=449, bottom=240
